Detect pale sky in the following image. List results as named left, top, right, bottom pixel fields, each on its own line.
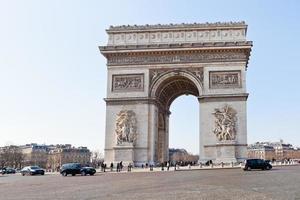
left=1, top=0, right=300, bottom=154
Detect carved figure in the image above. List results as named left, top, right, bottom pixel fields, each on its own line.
left=115, top=110, right=137, bottom=145
left=212, top=105, right=237, bottom=141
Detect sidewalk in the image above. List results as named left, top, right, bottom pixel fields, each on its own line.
left=96, top=162, right=300, bottom=174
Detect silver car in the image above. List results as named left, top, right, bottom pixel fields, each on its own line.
left=20, top=166, right=45, bottom=176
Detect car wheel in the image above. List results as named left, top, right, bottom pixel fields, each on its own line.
left=72, top=174, right=75, bottom=176
left=62, top=172, right=67, bottom=176
left=81, top=171, right=86, bottom=176
left=247, top=166, right=251, bottom=171
left=266, top=166, right=270, bottom=170
left=22, top=173, right=25, bottom=176
left=41, top=172, right=45, bottom=175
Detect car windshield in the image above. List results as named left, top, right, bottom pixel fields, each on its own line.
left=30, top=166, right=40, bottom=169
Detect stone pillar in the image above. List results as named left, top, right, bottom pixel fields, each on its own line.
left=199, top=96, right=248, bottom=163
left=164, top=114, right=170, bottom=162
left=148, top=104, right=158, bottom=165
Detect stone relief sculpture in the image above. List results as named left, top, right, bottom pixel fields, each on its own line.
left=213, top=105, right=237, bottom=141
left=150, top=68, right=204, bottom=86
left=210, top=71, right=240, bottom=89
left=113, top=74, right=143, bottom=91
left=108, top=51, right=247, bottom=66
left=115, top=110, right=137, bottom=145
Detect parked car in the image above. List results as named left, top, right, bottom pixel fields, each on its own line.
left=0, top=167, right=16, bottom=174
left=20, top=166, right=45, bottom=176
left=60, top=163, right=96, bottom=176
left=80, top=167, right=96, bottom=176
left=243, top=159, right=272, bottom=171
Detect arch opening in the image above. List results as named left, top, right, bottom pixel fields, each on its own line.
left=152, top=73, right=200, bottom=110
left=169, top=95, right=199, bottom=163
left=152, top=73, right=201, bottom=163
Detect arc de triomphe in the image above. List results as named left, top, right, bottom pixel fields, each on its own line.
left=99, top=22, right=252, bottom=165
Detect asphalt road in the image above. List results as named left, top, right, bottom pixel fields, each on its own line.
left=0, top=165, right=299, bottom=200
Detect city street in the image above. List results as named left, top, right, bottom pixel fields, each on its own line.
left=0, top=165, right=299, bottom=200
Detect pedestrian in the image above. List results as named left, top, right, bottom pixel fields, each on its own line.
left=110, top=162, right=114, bottom=171
left=120, top=161, right=123, bottom=171
left=150, top=164, right=153, bottom=171
left=161, top=162, right=164, bottom=171
left=116, top=163, right=120, bottom=172
left=104, top=163, right=107, bottom=172
left=127, top=163, right=132, bottom=172
left=167, top=161, right=170, bottom=171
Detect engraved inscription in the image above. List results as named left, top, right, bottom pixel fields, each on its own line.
left=112, top=74, right=144, bottom=91
left=210, top=71, right=241, bottom=89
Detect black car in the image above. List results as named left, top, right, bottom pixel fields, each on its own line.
left=60, top=163, right=96, bottom=176
left=21, top=166, right=45, bottom=176
left=80, top=167, right=96, bottom=176
left=243, top=159, right=272, bottom=171
left=1, top=167, right=16, bottom=174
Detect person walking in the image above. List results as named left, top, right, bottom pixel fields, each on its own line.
left=167, top=161, right=170, bottom=171
left=104, top=163, right=107, bottom=172
left=120, top=161, right=123, bottom=171
left=116, top=163, right=120, bottom=172
left=110, top=162, right=114, bottom=171
left=127, top=163, right=132, bottom=172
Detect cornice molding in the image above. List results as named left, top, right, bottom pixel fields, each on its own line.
left=107, top=21, right=247, bottom=33
left=101, top=48, right=251, bottom=67
left=99, top=41, right=252, bottom=53
left=198, top=93, right=249, bottom=103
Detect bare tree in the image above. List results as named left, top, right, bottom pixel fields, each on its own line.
left=30, top=151, right=48, bottom=168
left=0, top=146, right=24, bottom=168
left=91, top=150, right=104, bottom=168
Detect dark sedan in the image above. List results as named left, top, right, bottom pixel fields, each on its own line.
left=21, top=166, right=45, bottom=176
left=60, top=163, right=96, bottom=176
left=1, top=167, right=16, bottom=174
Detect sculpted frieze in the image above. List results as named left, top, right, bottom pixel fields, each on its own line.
left=107, top=51, right=247, bottom=66
left=149, top=68, right=204, bottom=86
left=112, top=74, right=144, bottom=92
left=209, top=71, right=241, bottom=89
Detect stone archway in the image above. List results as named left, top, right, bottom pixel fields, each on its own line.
left=150, top=71, right=201, bottom=163
left=100, top=22, right=252, bottom=165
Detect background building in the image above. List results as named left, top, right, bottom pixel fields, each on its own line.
left=248, top=140, right=300, bottom=161
left=0, top=143, right=91, bottom=170
left=20, top=143, right=52, bottom=168
left=47, top=144, right=91, bottom=171
left=169, top=148, right=199, bottom=165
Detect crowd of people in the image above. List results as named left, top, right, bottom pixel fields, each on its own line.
left=100, top=161, right=134, bottom=172
left=98, top=160, right=199, bottom=173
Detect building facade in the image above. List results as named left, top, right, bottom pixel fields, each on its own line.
left=20, top=143, right=51, bottom=168
left=47, top=145, right=91, bottom=171
left=247, top=141, right=300, bottom=161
